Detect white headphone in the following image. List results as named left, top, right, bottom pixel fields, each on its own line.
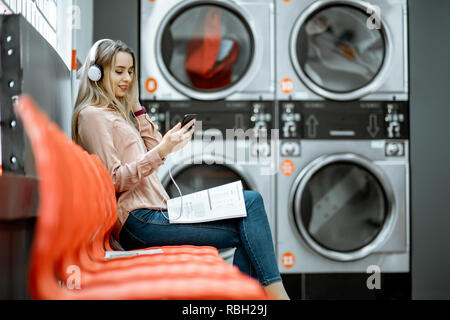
left=87, top=39, right=111, bottom=82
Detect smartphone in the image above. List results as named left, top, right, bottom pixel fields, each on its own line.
left=181, top=114, right=197, bottom=130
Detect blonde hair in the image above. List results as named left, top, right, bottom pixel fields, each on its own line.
left=72, top=39, right=139, bottom=144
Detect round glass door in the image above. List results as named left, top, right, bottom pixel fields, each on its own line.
left=164, top=164, right=251, bottom=199
left=294, top=161, right=390, bottom=260
left=159, top=4, right=253, bottom=94
left=293, top=3, right=386, bottom=98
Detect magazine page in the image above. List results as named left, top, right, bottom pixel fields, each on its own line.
left=167, top=181, right=247, bottom=224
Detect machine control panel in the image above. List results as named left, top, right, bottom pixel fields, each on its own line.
left=144, top=101, right=275, bottom=138
left=281, top=141, right=301, bottom=157
left=281, top=103, right=301, bottom=138
left=279, top=101, right=409, bottom=140
left=385, top=142, right=405, bottom=157
left=250, top=102, right=272, bottom=135
left=385, top=103, right=406, bottom=138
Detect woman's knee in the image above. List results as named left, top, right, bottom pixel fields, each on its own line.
left=244, top=190, right=264, bottom=209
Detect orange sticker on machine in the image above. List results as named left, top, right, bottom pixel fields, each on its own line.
left=280, top=78, right=294, bottom=94
left=281, top=159, right=295, bottom=176
left=281, top=252, right=295, bottom=269
left=145, top=78, right=158, bottom=93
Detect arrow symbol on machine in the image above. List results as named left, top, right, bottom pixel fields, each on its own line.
left=367, top=114, right=380, bottom=138
left=305, top=115, right=319, bottom=138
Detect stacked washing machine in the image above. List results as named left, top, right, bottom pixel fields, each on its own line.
left=139, top=0, right=411, bottom=298
left=275, top=0, right=410, bottom=298
left=139, top=0, right=277, bottom=261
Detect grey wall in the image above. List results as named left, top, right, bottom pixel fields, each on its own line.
left=73, top=0, right=94, bottom=63
left=93, top=0, right=139, bottom=63
left=409, top=0, right=450, bottom=299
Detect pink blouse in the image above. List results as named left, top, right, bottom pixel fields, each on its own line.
left=78, top=105, right=169, bottom=238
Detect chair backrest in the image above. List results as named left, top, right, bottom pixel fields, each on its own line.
left=56, top=134, right=105, bottom=275
left=68, top=150, right=114, bottom=266
left=86, top=154, right=119, bottom=255
left=17, top=95, right=70, bottom=299
left=18, top=95, right=118, bottom=298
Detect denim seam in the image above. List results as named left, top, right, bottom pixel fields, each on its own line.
left=129, top=211, right=239, bottom=234
left=241, top=218, right=266, bottom=285
left=261, top=276, right=283, bottom=287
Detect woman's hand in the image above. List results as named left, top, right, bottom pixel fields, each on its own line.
left=157, top=120, right=195, bottom=159
left=129, top=83, right=142, bottom=113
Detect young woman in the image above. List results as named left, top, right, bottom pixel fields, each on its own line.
left=72, top=39, right=289, bottom=300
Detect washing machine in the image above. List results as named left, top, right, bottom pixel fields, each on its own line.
left=157, top=127, right=278, bottom=263
left=140, top=0, right=277, bottom=263
left=276, top=0, right=408, bottom=101
left=277, top=100, right=410, bottom=273
left=140, top=0, right=275, bottom=133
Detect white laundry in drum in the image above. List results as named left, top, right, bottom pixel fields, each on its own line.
left=308, top=167, right=366, bottom=234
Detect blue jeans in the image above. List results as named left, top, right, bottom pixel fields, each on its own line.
left=119, top=190, right=282, bottom=286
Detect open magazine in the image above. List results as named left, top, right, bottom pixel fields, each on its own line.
left=167, top=181, right=247, bottom=224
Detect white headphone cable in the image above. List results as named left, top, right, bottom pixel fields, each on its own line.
left=160, top=166, right=183, bottom=222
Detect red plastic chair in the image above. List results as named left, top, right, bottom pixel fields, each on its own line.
left=55, top=141, right=233, bottom=287
left=34, top=107, right=234, bottom=291
left=18, top=95, right=268, bottom=299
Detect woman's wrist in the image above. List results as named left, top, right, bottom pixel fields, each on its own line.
left=157, top=143, right=169, bottom=160
left=132, top=101, right=143, bottom=113
left=133, top=106, right=146, bottom=117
